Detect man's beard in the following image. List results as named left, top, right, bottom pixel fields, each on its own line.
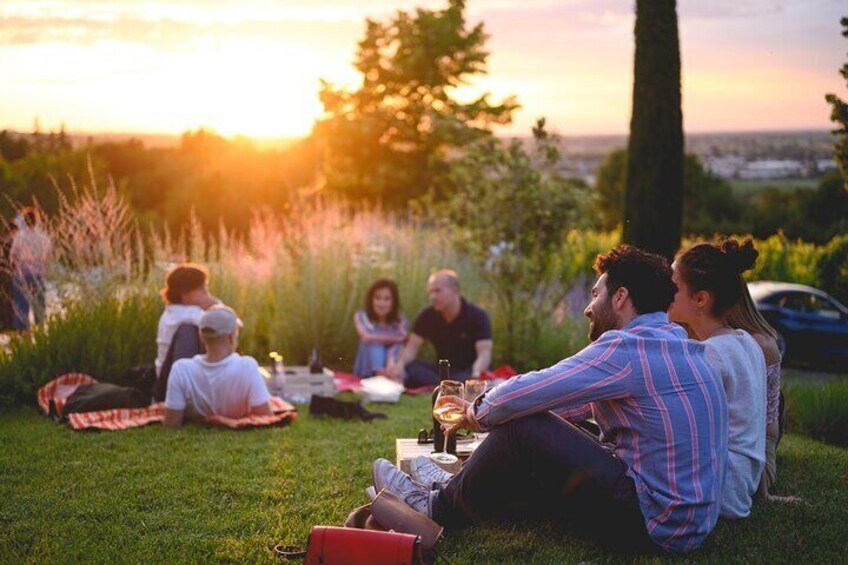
left=588, top=298, right=617, bottom=341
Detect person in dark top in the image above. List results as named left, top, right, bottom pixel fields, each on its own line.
left=386, top=270, right=492, bottom=386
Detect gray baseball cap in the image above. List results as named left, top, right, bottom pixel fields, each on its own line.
left=199, top=305, right=243, bottom=337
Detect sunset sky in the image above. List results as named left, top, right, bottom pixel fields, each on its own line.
left=1, top=0, right=845, bottom=139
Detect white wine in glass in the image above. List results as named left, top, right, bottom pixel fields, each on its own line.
left=431, top=380, right=464, bottom=465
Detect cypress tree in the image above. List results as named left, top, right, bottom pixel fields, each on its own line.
left=623, top=0, right=684, bottom=259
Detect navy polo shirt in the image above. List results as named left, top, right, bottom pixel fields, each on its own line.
left=412, top=298, right=492, bottom=371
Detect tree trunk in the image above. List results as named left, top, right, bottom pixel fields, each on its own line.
left=623, top=0, right=684, bottom=260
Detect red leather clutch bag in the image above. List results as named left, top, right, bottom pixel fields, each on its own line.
left=276, top=526, right=424, bottom=565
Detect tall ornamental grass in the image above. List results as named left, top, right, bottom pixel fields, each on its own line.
left=187, top=203, right=481, bottom=368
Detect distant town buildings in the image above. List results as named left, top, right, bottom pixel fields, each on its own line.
left=704, top=156, right=838, bottom=181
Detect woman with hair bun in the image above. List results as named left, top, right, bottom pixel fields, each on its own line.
left=668, top=238, right=766, bottom=519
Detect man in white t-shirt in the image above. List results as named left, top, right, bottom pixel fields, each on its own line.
left=164, top=306, right=271, bottom=427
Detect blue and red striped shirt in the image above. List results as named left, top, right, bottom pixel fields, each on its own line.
left=474, top=312, right=728, bottom=552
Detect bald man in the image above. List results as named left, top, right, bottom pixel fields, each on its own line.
left=386, top=270, right=492, bottom=387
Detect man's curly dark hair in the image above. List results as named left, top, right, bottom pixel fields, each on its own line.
left=593, top=245, right=677, bottom=314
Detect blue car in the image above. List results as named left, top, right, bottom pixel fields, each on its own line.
left=749, top=281, right=848, bottom=370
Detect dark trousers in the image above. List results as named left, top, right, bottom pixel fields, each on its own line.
left=404, top=361, right=472, bottom=388
left=152, top=324, right=205, bottom=402
left=431, top=412, right=654, bottom=551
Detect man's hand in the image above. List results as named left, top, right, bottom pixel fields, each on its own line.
left=437, top=397, right=482, bottom=434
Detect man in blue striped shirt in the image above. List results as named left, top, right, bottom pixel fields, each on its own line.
left=372, top=245, right=729, bottom=553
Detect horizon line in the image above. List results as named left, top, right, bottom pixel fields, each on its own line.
left=3, top=125, right=835, bottom=143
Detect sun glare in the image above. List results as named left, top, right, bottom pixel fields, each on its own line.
left=0, top=36, right=358, bottom=139
left=137, top=40, right=356, bottom=139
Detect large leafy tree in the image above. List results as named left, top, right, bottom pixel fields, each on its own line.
left=623, top=0, right=684, bottom=259
left=825, top=16, right=848, bottom=193
left=441, top=120, right=589, bottom=364
left=313, top=0, right=517, bottom=206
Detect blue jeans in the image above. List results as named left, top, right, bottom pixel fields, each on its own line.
left=353, top=342, right=401, bottom=378
left=12, top=273, right=45, bottom=330
left=431, top=412, right=653, bottom=550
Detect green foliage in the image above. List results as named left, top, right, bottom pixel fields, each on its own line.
left=825, top=16, right=848, bottom=193
left=786, top=378, right=848, bottom=447
left=816, top=234, right=848, bottom=304
left=0, top=146, right=104, bottom=217
left=438, top=120, right=591, bottom=362
left=314, top=0, right=517, bottom=206
left=0, top=129, right=321, bottom=234
left=737, top=171, right=848, bottom=244
left=624, top=0, right=684, bottom=259
left=594, top=149, right=742, bottom=235
left=0, top=293, right=161, bottom=407
left=742, top=232, right=822, bottom=286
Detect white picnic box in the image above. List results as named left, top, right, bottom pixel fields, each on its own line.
left=262, top=365, right=336, bottom=402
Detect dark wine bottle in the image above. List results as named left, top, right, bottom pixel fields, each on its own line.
left=309, top=345, right=323, bottom=374
left=432, top=359, right=456, bottom=454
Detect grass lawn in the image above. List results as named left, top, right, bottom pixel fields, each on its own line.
left=2, top=394, right=847, bottom=564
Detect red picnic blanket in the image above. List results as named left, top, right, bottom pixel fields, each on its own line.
left=332, top=365, right=518, bottom=395
left=38, top=373, right=296, bottom=431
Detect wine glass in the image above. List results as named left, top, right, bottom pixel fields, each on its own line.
left=431, top=380, right=464, bottom=465
left=464, top=379, right=487, bottom=403
left=464, top=379, right=488, bottom=439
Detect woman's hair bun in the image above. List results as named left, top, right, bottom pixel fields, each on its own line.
left=720, top=238, right=757, bottom=274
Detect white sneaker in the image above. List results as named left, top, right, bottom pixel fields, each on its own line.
left=371, top=458, right=432, bottom=517
left=409, top=455, right=454, bottom=489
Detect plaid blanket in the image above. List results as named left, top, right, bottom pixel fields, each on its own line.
left=37, top=372, right=96, bottom=419
left=38, top=374, right=297, bottom=431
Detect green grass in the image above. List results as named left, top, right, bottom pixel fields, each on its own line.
left=785, top=378, right=848, bottom=447
left=2, top=395, right=847, bottom=564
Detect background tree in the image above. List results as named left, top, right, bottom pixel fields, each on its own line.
left=594, top=149, right=741, bottom=235
left=440, top=119, right=590, bottom=364
left=825, top=16, right=848, bottom=193
left=313, top=0, right=517, bottom=207
left=623, top=0, right=684, bottom=259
